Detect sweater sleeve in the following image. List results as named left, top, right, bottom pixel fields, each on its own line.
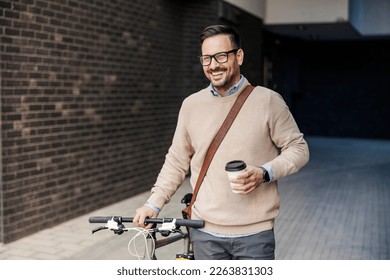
left=266, top=91, right=309, bottom=180
left=147, top=99, right=194, bottom=210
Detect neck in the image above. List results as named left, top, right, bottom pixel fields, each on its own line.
left=212, top=74, right=243, bottom=97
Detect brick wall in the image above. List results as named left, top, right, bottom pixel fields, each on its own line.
left=0, top=0, right=263, bottom=243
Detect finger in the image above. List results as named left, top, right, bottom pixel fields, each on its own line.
left=144, top=212, right=159, bottom=229
left=231, top=177, right=247, bottom=185
left=241, top=179, right=259, bottom=192
left=133, top=211, right=146, bottom=228
left=132, top=210, right=139, bottom=224
left=241, top=185, right=257, bottom=194
left=144, top=220, right=154, bottom=230
left=139, top=213, right=149, bottom=228
left=235, top=170, right=251, bottom=180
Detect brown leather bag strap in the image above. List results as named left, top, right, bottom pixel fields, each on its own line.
left=188, top=85, right=255, bottom=214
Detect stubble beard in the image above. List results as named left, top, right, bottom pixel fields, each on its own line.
left=209, top=68, right=233, bottom=93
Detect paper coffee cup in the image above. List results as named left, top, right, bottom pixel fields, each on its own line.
left=225, top=160, right=247, bottom=193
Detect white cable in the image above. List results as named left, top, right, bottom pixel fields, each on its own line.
left=127, top=227, right=156, bottom=260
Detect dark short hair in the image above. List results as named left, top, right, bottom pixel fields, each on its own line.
left=200, top=25, right=241, bottom=49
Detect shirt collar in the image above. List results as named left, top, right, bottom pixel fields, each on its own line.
left=210, top=75, right=245, bottom=97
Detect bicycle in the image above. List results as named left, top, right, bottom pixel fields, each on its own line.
left=89, top=193, right=204, bottom=260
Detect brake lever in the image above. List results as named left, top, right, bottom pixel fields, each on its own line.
left=92, top=226, right=108, bottom=234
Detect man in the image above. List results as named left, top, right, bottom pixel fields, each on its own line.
left=133, top=25, right=309, bottom=260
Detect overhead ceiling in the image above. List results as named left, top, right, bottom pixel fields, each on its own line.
left=262, top=0, right=390, bottom=41
left=263, top=22, right=362, bottom=41
left=222, top=0, right=390, bottom=41
left=263, top=21, right=390, bottom=41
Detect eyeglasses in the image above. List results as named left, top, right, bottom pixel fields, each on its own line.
left=199, top=49, right=238, bottom=66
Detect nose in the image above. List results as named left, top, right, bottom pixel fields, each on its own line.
left=209, top=56, right=220, bottom=68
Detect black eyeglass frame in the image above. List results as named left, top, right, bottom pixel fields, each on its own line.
left=198, top=49, right=239, bottom=66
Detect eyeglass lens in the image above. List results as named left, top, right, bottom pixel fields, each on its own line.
left=201, top=53, right=228, bottom=65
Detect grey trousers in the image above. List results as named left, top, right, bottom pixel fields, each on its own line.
left=191, top=228, right=275, bottom=260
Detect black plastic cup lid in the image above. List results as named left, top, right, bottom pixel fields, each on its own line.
left=225, top=160, right=247, bottom=171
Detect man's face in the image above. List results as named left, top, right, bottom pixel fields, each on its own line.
left=201, top=34, right=243, bottom=96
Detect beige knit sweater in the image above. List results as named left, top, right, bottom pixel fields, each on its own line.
left=147, top=79, right=309, bottom=235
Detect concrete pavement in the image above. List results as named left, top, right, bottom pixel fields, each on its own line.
left=0, top=137, right=389, bottom=260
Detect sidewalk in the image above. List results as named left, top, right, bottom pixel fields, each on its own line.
left=1, top=137, right=389, bottom=260
left=0, top=178, right=192, bottom=260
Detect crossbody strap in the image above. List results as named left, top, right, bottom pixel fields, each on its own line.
left=187, top=85, right=255, bottom=216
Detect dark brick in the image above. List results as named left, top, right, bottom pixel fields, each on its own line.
left=4, top=10, right=20, bottom=19
left=0, top=0, right=263, bottom=243
left=0, top=1, right=12, bottom=9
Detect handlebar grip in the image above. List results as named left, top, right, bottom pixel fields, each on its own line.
left=176, top=219, right=205, bottom=228
left=144, top=218, right=204, bottom=228
left=89, top=216, right=131, bottom=223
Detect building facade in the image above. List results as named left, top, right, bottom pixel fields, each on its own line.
left=2, top=0, right=389, bottom=243
left=0, top=0, right=263, bottom=243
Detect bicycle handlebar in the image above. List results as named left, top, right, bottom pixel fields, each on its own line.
left=89, top=216, right=205, bottom=229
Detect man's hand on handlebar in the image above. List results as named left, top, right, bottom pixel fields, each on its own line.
left=133, top=205, right=158, bottom=229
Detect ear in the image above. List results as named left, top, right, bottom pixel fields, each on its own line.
left=236, top=48, right=244, bottom=66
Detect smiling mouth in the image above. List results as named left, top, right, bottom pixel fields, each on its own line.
left=211, top=71, right=224, bottom=78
